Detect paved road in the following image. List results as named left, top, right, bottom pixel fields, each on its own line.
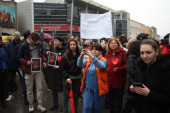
left=0, top=77, right=110, bottom=113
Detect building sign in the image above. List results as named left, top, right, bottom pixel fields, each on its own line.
left=80, top=12, right=113, bottom=39
left=34, top=24, right=80, bottom=32
left=0, top=5, right=16, bottom=28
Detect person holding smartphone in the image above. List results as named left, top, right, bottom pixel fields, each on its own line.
left=129, top=39, right=170, bottom=113
left=77, top=44, right=108, bottom=113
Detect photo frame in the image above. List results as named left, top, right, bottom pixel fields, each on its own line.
left=31, top=58, right=41, bottom=72
left=47, top=52, right=58, bottom=66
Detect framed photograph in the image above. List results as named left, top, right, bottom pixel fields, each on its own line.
left=47, top=52, right=58, bottom=66
left=31, top=58, right=41, bottom=72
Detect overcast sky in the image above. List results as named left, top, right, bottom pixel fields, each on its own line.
left=15, top=0, right=170, bottom=36
left=93, top=0, right=170, bottom=37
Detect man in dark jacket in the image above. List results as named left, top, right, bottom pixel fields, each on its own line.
left=0, top=36, right=8, bottom=108
left=17, top=32, right=47, bottom=112
left=6, top=31, right=23, bottom=101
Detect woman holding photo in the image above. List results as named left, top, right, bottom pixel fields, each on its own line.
left=46, top=36, right=66, bottom=111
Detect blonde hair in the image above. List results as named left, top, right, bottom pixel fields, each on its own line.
left=126, top=38, right=136, bottom=49
left=106, top=37, right=122, bottom=52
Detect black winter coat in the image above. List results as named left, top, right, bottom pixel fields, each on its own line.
left=133, top=55, right=170, bottom=113
left=8, top=40, right=23, bottom=70
left=59, top=52, right=81, bottom=80
left=45, top=46, right=66, bottom=92
left=123, top=55, right=137, bottom=106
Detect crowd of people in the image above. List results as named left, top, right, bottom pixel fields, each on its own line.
left=0, top=30, right=170, bottom=113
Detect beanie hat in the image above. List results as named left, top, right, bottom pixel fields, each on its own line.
left=136, top=33, right=148, bottom=40
left=14, top=31, right=21, bottom=37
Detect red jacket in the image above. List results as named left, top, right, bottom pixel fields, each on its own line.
left=105, top=48, right=126, bottom=88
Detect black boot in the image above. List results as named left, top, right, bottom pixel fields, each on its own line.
left=1, top=100, right=7, bottom=108
left=50, top=105, right=58, bottom=111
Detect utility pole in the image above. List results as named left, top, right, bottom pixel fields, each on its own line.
left=53, top=29, right=56, bottom=37
left=70, top=0, right=74, bottom=35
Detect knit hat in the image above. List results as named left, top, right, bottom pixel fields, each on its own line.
left=136, top=33, right=148, bottom=40
left=14, top=31, right=21, bottom=37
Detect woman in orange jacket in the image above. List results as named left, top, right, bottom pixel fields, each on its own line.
left=77, top=44, right=109, bottom=113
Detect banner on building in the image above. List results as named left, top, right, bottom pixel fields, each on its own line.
left=34, top=24, right=80, bottom=32
left=80, top=12, right=113, bottom=39
left=0, top=5, right=16, bottom=28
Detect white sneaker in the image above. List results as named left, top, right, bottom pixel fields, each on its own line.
left=29, top=105, right=34, bottom=112
left=6, top=95, right=14, bottom=101
left=37, top=104, right=46, bottom=112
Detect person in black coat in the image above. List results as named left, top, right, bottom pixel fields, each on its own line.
left=59, top=39, right=81, bottom=113
left=6, top=31, right=23, bottom=101
left=129, top=39, right=170, bottom=113
left=121, top=40, right=141, bottom=113
left=45, top=36, right=66, bottom=111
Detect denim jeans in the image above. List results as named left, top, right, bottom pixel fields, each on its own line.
left=83, top=87, right=106, bottom=113
left=52, top=91, right=58, bottom=106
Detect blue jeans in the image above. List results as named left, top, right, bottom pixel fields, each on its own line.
left=83, top=87, right=106, bottom=113
left=52, top=91, right=58, bottom=106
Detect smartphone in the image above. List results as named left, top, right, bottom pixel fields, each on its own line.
left=83, top=44, right=87, bottom=49
left=133, top=82, right=143, bottom=87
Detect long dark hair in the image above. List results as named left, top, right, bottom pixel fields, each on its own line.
left=126, top=40, right=141, bottom=57
left=64, top=39, right=80, bottom=64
